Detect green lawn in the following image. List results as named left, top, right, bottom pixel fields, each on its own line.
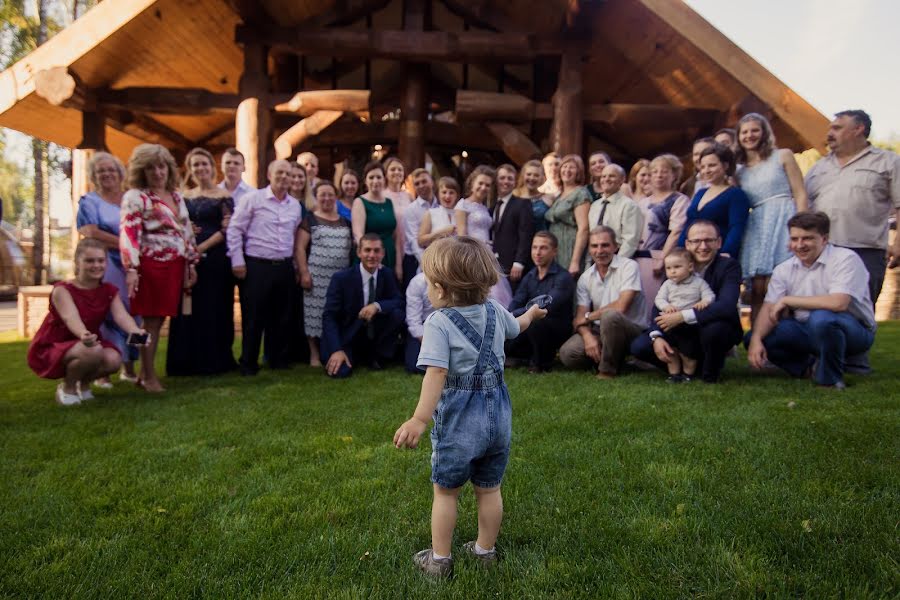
left=1, top=326, right=898, bottom=598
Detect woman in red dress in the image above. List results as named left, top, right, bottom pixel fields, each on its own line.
left=120, top=144, right=198, bottom=393
left=27, top=239, right=147, bottom=406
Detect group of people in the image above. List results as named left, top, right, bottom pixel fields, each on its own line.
left=26, top=108, right=898, bottom=404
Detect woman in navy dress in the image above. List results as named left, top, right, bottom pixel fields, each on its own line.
left=677, top=144, right=750, bottom=258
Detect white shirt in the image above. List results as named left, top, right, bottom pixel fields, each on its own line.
left=405, top=272, right=434, bottom=339
left=360, top=263, right=379, bottom=306
left=218, top=179, right=255, bottom=206
left=495, top=193, right=513, bottom=224
left=576, top=254, right=646, bottom=327
left=404, top=196, right=437, bottom=261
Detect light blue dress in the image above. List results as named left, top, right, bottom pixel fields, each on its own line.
left=737, top=151, right=796, bottom=278
left=76, top=192, right=138, bottom=360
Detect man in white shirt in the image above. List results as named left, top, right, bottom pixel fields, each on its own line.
left=404, top=271, right=434, bottom=374
left=747, top=211, right=876, bottom=390
left=218, top=148, right=255, bottom=206
left=586, top=164, right=643, bottom=259
left=559, top=226, right=646, bottom=379
left=403, top=168, right=438, bottom=266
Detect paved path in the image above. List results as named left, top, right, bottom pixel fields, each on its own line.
left=0, top=301, right=16, bottom=333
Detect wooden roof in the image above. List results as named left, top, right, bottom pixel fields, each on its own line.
left=0, top=0, right=828, bottom=161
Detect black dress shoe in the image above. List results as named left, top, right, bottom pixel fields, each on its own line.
left=240, top=366, right=259, bottom=376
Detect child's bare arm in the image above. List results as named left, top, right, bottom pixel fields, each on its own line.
left=515, top=304, right=548, bottom=334
left=394, top=366, right=448, bottom=449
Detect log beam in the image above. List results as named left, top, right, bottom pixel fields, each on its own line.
left=97, top=87, right=241, bottom=115
left=236, top=42, right=272, bottom=187
left=549, top=49, right=583, bottom=156
left=486, top=122, right=541, bottom=166
left=34, top=66, right=94, bottom=110
left=274, top=110, right=344, bottom=159
left=273, top=90, right=370, bottom=116
left=236, top=26, right=567, bottom=63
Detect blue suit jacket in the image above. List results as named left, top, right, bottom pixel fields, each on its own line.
left=321, top=265, right=404, bottom=352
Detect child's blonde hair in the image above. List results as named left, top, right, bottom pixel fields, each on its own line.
left=421, top=236, right=499, bottom=306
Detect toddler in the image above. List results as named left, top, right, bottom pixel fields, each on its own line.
left=394, top=236, right=546, bottom=578
left=654, top=248, right=715, bottom=382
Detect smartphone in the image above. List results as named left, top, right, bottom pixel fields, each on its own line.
left=126, top=332, right=151, bottom=346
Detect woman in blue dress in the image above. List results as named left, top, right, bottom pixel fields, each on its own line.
left=734, top=113, right=808, bottom=323
left=75, top=152, right=139, bottom=386
left=677, top=144, right=750, bottom=259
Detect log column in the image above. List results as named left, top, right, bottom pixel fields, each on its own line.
left=549, top=48, right=583, bottom=156
left=399, top=64, right=427, bottom=170
left=236, top=42, right=272, bottom=187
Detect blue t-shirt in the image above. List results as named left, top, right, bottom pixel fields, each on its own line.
left=417, top=299, right=520, bottom=375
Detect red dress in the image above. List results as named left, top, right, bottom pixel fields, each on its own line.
left=27, top=281, right=120, bottom=379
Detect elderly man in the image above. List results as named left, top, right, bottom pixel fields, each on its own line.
left=747, top=212, right=876, bottom=390
left=559, top=226, right=645, bottom=379
left=630, top=219, right=743, bottom=383
left=586, top=163, right=643, bottom=259
left=218, top=148, right=255, bottom=206
left=492, top=163, right=534, bottom=287
left=227, top=159, right=302, bottom=375
left=322, top=234, right=405, bottom=378
left=805, top=109, right=900, bottom=304
left=506, top=231, right=575, bottom=372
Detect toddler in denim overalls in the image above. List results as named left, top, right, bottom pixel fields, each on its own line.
left=394, top=236, right=547, bottom=578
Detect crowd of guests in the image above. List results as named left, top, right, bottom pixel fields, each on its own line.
left=26, top=108, right=899, bottom=403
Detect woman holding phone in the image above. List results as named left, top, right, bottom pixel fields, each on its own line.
left=27, top=239, right=147, bottom=406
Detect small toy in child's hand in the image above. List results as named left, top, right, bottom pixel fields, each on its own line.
left=525, top=294, right=553, bottom=310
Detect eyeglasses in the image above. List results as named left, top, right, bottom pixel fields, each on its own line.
left=685, top=238, right=719, bottom=246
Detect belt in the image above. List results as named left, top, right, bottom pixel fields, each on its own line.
left=246, top=255, right=292, bottom=265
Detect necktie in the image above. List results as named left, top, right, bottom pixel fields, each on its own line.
left=596, top=200, right=609, bottom=226
left=367, top=275, right=376, bottom=339
left=494, top=199, right=504, bottom=226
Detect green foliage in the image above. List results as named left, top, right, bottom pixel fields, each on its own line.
left=0, top=326, right=897, bottom=597
left=0, top=132, right=32, bottom=224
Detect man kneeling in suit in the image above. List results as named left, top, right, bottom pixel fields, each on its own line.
left=322, top=233, right=405, bottom=378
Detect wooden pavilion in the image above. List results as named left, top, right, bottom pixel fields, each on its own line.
left=0, top=0, right=829, bottom=190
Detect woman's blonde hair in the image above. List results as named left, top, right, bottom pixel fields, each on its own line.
left=559, top=154, right=585, bottom=185
left=126, top=144, right=180, bottom=191
left=73, top=237, right=107, bottom=276
left=183, top=147, right=217, bottom=189
left=514, top=158, right=545, bottom=197
left=421, top=236, right=499, bottom=306
left=464, top=165, right=496, bottom=206
left=290, top=162, right=316, bottom=210
left=649, top=153, right=684, bottom=190
left=87, top=152, right=126, bottom=190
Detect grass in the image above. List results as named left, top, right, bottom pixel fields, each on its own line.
left=0, top=326, right=898, bottom=598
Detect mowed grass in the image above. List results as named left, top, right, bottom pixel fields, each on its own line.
left=0, top=325, right=898, bottom=599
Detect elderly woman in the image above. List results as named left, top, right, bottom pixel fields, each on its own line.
left=352, top=161, right=403, bottom=280
left=296, top=181, right=353, bottom=367
left=75, top=151, right=138, bottom=386
left=166, top=147, right=236, bottom=376
left=544, top=154, right=592, bottom=276
left=735, top=112, right=808, bottom=323
left=515, top=159, right=552, bottom=231
left=120, top=143, right=197, bottom=393
left=634, top=154, right=690, bottom=322
left=677, top=144, right=750, bottom=258
left=28, top=239, right=146, bottom=405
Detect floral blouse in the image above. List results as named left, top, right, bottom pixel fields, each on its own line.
left=120, top=188, right=197, bottom=270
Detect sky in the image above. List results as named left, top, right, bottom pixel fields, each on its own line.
left=3, top=0, right=899, bottom=226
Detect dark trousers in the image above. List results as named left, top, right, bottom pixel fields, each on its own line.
left=405, top=336, right=424, bottom=374
left=846, top=247, right=886, bottom=305
left=401, top=253, right=419, bottom=292
left=505, top=318, right=571, bottom=369
left=238, top=257, right=295, bottom=372
left=322, top=308, right=405, bottom=378
left=630, top=320, right=740, bottom=383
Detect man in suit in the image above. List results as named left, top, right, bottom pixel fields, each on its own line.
left=322, top=233, right=405, bottom=378
left=492, top=164, right=534, bottom=290
left=629, top=219, right=743, bottom=383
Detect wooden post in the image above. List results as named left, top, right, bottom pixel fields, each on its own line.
left=236, top=42, right=271, bottom=188
left=70, top=110, right=108, bottom=266
left=549, top=49, right=583, bottom=156
left=399, top=64, right=427, bottom=170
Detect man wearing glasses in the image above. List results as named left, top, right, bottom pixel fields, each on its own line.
left=630, top=219, right=743, bottom=383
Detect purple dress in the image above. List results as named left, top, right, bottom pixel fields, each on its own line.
left=456, top=199, right=493, bottom=245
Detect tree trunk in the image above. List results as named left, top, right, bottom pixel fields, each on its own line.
left=31, top=0, right=50, bottom=284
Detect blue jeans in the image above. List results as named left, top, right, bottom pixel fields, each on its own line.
left=762, top=310, right=875, bottom=385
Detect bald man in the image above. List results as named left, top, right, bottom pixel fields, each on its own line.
left=227, top=159, right=303, bottom=375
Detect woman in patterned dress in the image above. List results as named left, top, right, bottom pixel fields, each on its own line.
left=735, top=112, right=808, bottom=323
left=166, top=148, right=236, bottom=375
left=351, top=161, right=403, bottom=281
left=296, top=181, right=353, bottom=367
left=544, top=154, right=592, bottom=277
left=120, top=144, right=198, bottom=393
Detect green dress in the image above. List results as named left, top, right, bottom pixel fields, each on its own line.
left=361, top=196, right=397, bottom=268
left=545, top=187, right=591, bottom=272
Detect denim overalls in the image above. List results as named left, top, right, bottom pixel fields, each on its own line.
left=430, top=301, right=512, bottom=489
